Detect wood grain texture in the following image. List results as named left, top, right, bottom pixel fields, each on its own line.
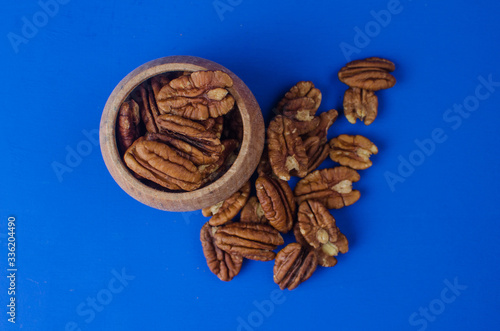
left=100, top=56, right=265, bottom=212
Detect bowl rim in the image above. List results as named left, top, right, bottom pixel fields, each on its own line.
left=99, top=55, right=264, bottom=212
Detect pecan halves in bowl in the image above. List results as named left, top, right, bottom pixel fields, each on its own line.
left=202, top=181, right=251, bottom=226
left=241, top=197, right=268, bottom=224
left=297, top=200, right=349, bottom=256
left=267, top=115, right=308, bottom=181
left=200, top=222, right=243, bottom=281
left=294, top=167, right=361, bottom=209
left=123, top=137, right=203, bottom=191
left=338, top=57, right=396, bottom=91
left=329, top=134, right=378, bottom=170
left=213, top=223, right=284, bottom=261
left=117, top=99, right=141, bottom=155
left=156, top=71, right=235, bottom=120
left=276, top=81, right=322, bottom=121
left=273, top=243, right=318, bottom=290
left=343, top=87, right=378, bottom=125
left=255, top=175, right=296, bottom=233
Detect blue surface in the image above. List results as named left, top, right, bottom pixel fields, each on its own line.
left=1, top=0, right=500, bottom=330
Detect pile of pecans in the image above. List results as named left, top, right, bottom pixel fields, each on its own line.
left=200, top=57, right=396, bottom=289
left=116, top=70, right=243, bottom=191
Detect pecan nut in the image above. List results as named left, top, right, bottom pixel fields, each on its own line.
left=117, top=99, right=141, bottom=155
left=303, top=136, right=330, bottom=173
left=329, top=134, right=378, bottom=170
left=276, top=81, right=321, bottom=121
left=338, top=57, right=396, bottom=91
left=124, top=137, right=203, bottom=191
left=273, top=243, right=317, bottom=290
left=293, top=223, right=337, bottom=267
left=156, top=71, right=235, bottom=120
left=343, top=87, right=378, bottom=125
left=214, top=223, right=284, bottom=261
left=268, top=115, right=308, bottom=180
left=255, top=175, right=296, bottom=233
left=241, top=197, right=268, bottom=224
left=200, top=223, right=243, bottom=281
left=133, top=84, right=159, bottom=133
left=305, top=109, right=338, bottom=145
left=297, top=200, right=349, bottom=256
left=202, top=181, right=251, bottom=226
left=294, top=167, right=361, bottom=209
left=145, top=132, right=221, bottom=166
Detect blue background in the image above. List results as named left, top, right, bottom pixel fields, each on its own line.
left=1, top=0, right=499, bottom=330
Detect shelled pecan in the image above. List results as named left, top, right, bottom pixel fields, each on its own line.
left=117, top=99, right=141, bottom=155
left=276, top=81, right=322, bottom=121
left=255, top=175, right=295, bottom=233
left=202, top=181, right=251, bottom=226
left=343, top=87, right=378, bottom=125
left=338, top=57, right=396, bottom=91
left=200, top=223, right=243, bottom=281
left=267, top=115, right=308, bottom=180
left=329, top=134, right=378, bottom=170
left=214, top=223, right=284, bottom=261
left=294, top=167, right=361, bottom=209
left=273, top=243, right=317, bottom=290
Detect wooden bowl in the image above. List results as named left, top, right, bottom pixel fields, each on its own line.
left=100, top=56, right=265, bottom=212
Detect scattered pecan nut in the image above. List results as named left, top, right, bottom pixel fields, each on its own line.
left=293, top=223, right=337, bottom=267
left=156, top=71, right=235, bottom=120
left=303, top=136, right=330, bottom=173
left=214, top=223, right=284, bottom=261
left=329, top=134, right=378, bottom=170
left=124, top=137, right=203, bottom=191
left=255, top=175, right=296, bottom=233
left=294, top=167, right=361, bottom=209
left=202, top=181, right=251, bottom=226
left=241, top=197, right=268, bottom=224
left=276, top=81, right=322, bottom=121
left=273, top=243, right=318, bottom=290
left=117, top=99, right=141, bottom=155
left=338, top=57, right=396, bottom=91
left=297, top=200, right=349, bottom=256
left=200, top=223, right=243, bottom=281
left=305, top=109, right=338, bottom=144
left=343, top=87, right=378, bottom=125
left=268, top=115, right=308, bottom=180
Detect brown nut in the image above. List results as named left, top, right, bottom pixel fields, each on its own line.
left=298, top=200, right=349, bottom=256
left=145, top=132, right=221, bottom=166
left=255, top=175, right=296, bottom=233
left=305, top=109, right=338, bottom=144
left=276, top=81, right=322, bottom=121
left=241, top=197, right=268, bottom=224
left=293, top=223, right=337, bottom=267
left=343, top=87, right=378, bottom=125
left=133, top=84, right=159, bottom=133
left=124, top=137, right=203, bottom=191
left=200, top=222, right=243, bottom=281
left=214, top=223, right=284, bottom=261
left=303, top=136, right=330, bottom=173
left=117, top=99, right=141, bottom=155
left=329, top=134, right=378, bottom=170
left=293, top=116, right=320, bottom=136
left=268, top=115, right=308, bottom=181
left=273, top=243, right=317, bottom=290
left=202, top=181, right=251, bottom=226
left=338, top=57, right=396, bottom=91
left=156, top=71, right=235, bottom=120
left=294, top=167, right=361, bottom=209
